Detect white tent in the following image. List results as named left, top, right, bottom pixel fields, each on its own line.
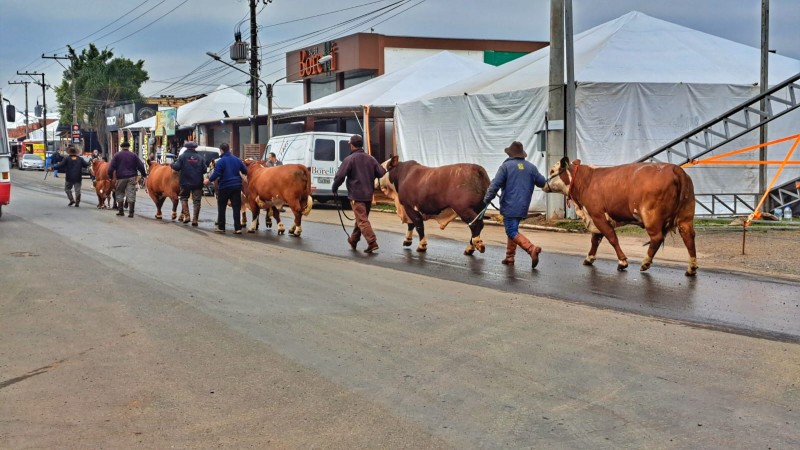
left=275, top=51, right=493, bottom=120
left=124, top=85, right=266, bottom=129
left=396, top=11, right=800, bottom=211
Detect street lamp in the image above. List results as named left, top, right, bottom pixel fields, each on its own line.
left=206, top=51, right=331, bottom=143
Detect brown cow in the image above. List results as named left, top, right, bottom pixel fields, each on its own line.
left=245, top=162, right=312, bottom=236
left=542, top=157, right=698, bottom=276
left=378, top=156, right=490, bottom=255
left=145, top=162, right=187, bottom=221
left=91, top=159, right=115, bottom=209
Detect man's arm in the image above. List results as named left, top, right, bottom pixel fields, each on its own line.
left=170, top=154, right=184, bottom=171
left=107, top=156, right=117, bottom=178
left=374, top=159, right=386, bottom=179
left=332, top=158, right=349, bottom=193
left=532, top=166, right=546, bottom=189
left=208, top=159, right=222, bottom=182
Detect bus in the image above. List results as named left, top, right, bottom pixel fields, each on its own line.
left=1, top=90, right=14, bottom=218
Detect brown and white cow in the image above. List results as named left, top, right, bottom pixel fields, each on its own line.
left=145, top=162, right=187, bottom=221
left=91, top=159, right=115, bottom=209
left=378, top=156, right=490, bottom=255
left=245, top=162, right=312, bottom=236
left=542, top=157, right=698, bottom=276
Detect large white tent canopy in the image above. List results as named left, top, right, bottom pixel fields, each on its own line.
left=396, top=11, right=800, bottom=211
left=124, top=85, right=265, bottom=129
left=275, top=51, right=493, bottom=120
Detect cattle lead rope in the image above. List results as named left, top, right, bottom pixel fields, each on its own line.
left=333, top=192, right=355, bottom=239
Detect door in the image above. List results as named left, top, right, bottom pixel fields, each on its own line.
left=311, top=137, right=337, bottom=196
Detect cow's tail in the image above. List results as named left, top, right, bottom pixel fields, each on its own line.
left=302, top=166, right=313, bottom=216
left=666, top=165, right=696, bottom=235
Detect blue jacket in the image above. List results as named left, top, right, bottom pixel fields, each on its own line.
left=171, top=149, right=207, bottom=188
left=483, top=157, right=546, bottom=218
left=208, top=152, right=247, bottom=190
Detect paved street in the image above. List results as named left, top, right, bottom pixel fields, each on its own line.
left=1, top=170, right=799, bottom=449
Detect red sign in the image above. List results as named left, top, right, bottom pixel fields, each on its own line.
left=298, top=41, right=337, bottom=78
left=71, top=123, right=81, bottom=144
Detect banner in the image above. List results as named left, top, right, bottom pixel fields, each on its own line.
left=155, top=108, right=177, bottom=137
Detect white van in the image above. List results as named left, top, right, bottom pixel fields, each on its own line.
left=264, top=132, right=353, bottom=202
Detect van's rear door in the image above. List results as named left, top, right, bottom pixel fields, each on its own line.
left=311, top=136, right=338, bottom=198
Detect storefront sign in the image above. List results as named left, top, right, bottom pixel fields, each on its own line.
left=105, top=103, right=157, bottom=131
left=298, top=41, right=337, bottom=78
left=154, top=108, right=177, bottom=137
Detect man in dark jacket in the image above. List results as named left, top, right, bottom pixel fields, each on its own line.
left=49, top=146, right=89, bottom=207
left=332, top=134, right=386, bottom=253
left=50, top=150, right=63, bottom=177
left=205, top=143, right=247, bottom=234
left=108, top=140, right=147, bottom=217
left=171, top=141, right=207, bottom=226
left=483, top=141, right=547, bottom=268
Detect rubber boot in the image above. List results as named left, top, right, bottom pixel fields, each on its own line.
left=116, top=201, right=125, bottom=216
left=67, top=191, right=75, bottom=207
left=181, top=200, right=190, bottom=223
left=128, top=202, right=135, bottom=218
left=512, top=234, right=542, bottom=269
left=501, top=238, right=517, bottom=265
left=192, top=204, right=200, bottom=227
left=75, top=192, right=81, bottom=208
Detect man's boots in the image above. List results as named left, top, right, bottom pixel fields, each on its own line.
left=511, top=234, right=542, bottom=269
left=67, top=191, right=75, bottom=207
left=181, top=200, right=190, bottom=223
left=116, top=201, right=125, bottom=216
left=128, top=202, right=135, bottom=218
left=75, top=193, right=81, bottom=208
left=501, top=238, right=517, bottom=265
left=192, top=204, right=200, bottom=227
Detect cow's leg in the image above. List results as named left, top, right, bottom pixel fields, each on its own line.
left=678, top=219, right=698, bottom=277
left=286, top=202, right=303, bottom=237
left=593, top=218, right=628, bottom=271
left=156, top=196, right=167, bottom=220
left=584, top=233, right=604, bottom=265
left=272, top=206, right=285, bottom=235
left=455, top=207, right=485, bottom=255
left=641, top=224, right=665, bottom=272
left=247, top=201, right=260, bottom=233
left=170, top=196, right=179, bottom=221
left=410, top=214, right=427, bottom=252
left=265, top=205, right=273, bottom=229
left=403, top=223, right=414, bottom=247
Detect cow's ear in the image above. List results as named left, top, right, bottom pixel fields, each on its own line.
left=559, top=156, right=570, bottom=169
left=388, top=155, right=399, bottom=170
left=573, top=159, right=581, bottom=166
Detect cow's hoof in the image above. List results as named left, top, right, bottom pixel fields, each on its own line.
left=247, top=229, right=256, bottom=234
left=617, top=263, right=628, bottom=271
left=685, top=269, right=698, bottom=277
left=640, top=263, right=651, bottom=272
left=583, top=258, right=595, bottom=266
left=155, top=214, right=162, bottom=220
left=417, top=247, right=427, bottom=253
left=476, top=244, right=486, bottom=254
left=402, top=239, right=413, bottom=247
left=278, top=229, right=285, bottom=235
left=463, top=249, right=474, bottom=256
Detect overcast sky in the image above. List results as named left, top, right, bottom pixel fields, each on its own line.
left=2, top=0, right=798, bottom=116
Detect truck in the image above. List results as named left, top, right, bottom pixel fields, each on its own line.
left=264, top=132, right=354, bottom=204
left=1, top=91, right=14, bottom=218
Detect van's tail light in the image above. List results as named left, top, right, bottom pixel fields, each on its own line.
left=0, top=171, right=9, bottom=181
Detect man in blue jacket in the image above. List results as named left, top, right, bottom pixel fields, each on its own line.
left=204, top=143, right=247, bottom=234
left=483, top=141, right=546, bottom=268
left=171, top=141, right=207, bottom=226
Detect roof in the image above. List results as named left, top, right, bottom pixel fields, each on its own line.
left=124, top=85, right=267, bottom=129
left=421, top=11, right=800, bottom=98
left=275, top=51, right=493, bottom=120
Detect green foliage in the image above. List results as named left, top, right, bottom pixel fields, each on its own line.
left=54, top=44, right=149, bottom=134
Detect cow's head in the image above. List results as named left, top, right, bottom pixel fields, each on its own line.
left=542, top=156, right=577, bottom=195
left=377, top=155, right=399, bottom=197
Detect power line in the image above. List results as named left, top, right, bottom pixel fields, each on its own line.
left=104, top=0, right=192, bottom=47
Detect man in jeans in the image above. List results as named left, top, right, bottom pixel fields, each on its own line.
left=171, top=141, right=206, bottom=226
left=48, top=146, right=89, bottom=206
left=332, top=134, right=386, bottom=253
left=483, top=141, right=547, bottom=268
left=107, top=140, right=147, bottom=217
left=205, top=143, right=247, bottom=234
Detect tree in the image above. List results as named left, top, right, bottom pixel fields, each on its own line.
left=54, top=44, right=149, bottom=152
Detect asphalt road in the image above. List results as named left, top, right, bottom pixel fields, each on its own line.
left=2, top=171, right=799, bottom=448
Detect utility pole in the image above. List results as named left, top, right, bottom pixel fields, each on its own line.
left=249, top=0, right=259, bottom=145
left=759, top=0, right=769, bottom=207
left=546, top=0, right=565, bottom=219
left=8, top=80, right=30, bottom=138
left=17, top=71, right=47, bottom=153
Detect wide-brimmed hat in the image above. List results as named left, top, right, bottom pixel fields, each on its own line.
left=184, top=141, right=198, bottom=149
left=349, top=134, right=363, bottom=147
left=504, top=141, right=526, bottom=159
left=120, top=140, right=131, bottom=148
left=67, top=146, right=78, bottom=155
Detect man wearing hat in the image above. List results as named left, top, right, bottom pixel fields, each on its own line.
left=332, top=134, right=386, bottom=253
left=107, top=140, right=147, bottom=217
left=483, top=141, right=547, bottom=268
left=48, top=145, right=89, bottom=207
left=171, top=141, right=207, bottom=226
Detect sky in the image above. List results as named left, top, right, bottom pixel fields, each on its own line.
left=2, top=0, right=798, bottom=118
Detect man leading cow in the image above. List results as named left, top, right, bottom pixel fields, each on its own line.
left=107, top=140, right=147, bottom=217
left=332, top=134, right=386, bottom=253
left=171, top=141, right=206, bottom=226
left=483, top=141, right=546, bottom=268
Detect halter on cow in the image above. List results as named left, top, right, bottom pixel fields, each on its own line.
left=542, top=157, right=698, bottom=276
left=379, top=156, right=490, bottom=255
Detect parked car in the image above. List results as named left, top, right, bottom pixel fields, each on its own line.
left=81, top=156, right=92, bottom=177
left=154, top=152, right=177, bottom=165
left=19, top=153, right=45, bottom=170
left=178, top=146, right=221, bottom=196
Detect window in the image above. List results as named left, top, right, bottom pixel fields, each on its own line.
left=314, top=139, right=335, bottom=161
left=339, top=140, right=350, bottom=162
